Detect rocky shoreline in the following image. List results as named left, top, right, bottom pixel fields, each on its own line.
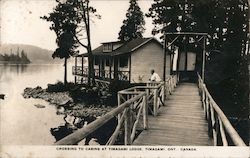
left=22, top=86, right=114, bottom=118
left=23, top=86, right=116, bottom=145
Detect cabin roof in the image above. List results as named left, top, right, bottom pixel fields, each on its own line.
left=77, top=37, right=165, bottom=57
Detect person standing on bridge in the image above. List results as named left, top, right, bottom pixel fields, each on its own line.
left=150, top=69, right=161, bottom=82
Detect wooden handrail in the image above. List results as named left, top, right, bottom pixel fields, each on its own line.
left=119, top=75, right=178, bottom=117
left=55, top=92, right=146, bottom=145
left=197, top=74, right=246, bottom=146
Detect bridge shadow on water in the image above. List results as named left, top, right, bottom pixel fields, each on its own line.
left=50, top=114, right=117, bottom=145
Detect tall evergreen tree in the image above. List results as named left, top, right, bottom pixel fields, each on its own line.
left=147, top=0, right=249, bottom=143
left=147, top=0, right=202, bottom=37
left=41, top=0, right=79, bottom=84
left=42, top=0, right=100, bottom=85
left=118, top=0, right=145, bottom=41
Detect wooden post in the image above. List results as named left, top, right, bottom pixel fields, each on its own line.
left=207, top=101, right=213, bottom=138
left=153, top=89, right=158, bottom=116
left=210, top=104, right=217, bottom=145
left=74, top=56, right=77, bottom=84
left=161, top=85, right=165, bottom=106
left=163, top=34, right=167, bottom=82
left=184, top=35, right=188, bottom=72
left=97, top=57, right=100, bottom=78
left=202, top=36, right=206, bottom=81
left=109, top=57, right=112, bottom=80
left=81, top=56, right=84, bottom=74
left=219, top=117, right=228, bottom=146
left=204, top=95, right=208, bottom=119
left=117, top=93, right=121, bottom=122
left=124, top=107, right=132, bottom=145
left=215, top=114, right=221, bottom=145
left=166, top=81, right=169, bottom=99
left=82, top=56, right=84, bottom=83
left=114, top=57, right=118, bottom=80
left=143, top=94, right=148, bottom=129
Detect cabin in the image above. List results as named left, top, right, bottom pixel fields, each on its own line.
left=72, top=37, right=171, bottom=85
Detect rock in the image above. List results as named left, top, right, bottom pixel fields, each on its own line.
left=80, top=87, right=86, bottom=91
left=58, top=100, right=70, bottom=106
left=92, top=87, right=98, bottom=91
left=89, top=138, right=100, bottom=145
left=34, top=104, right=45, bottom=108
left=0, top=94, right=5, bottom=100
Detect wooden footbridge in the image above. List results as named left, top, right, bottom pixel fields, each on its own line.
left=55, top=74, right=246, bottom=146
left=133, top=82, right=211, bottom=145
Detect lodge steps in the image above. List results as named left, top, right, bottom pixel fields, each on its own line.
left=133, top=83, right=213, bottom=146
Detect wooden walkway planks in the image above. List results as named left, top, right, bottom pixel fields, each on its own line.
left=133, top=83, right=213, bottom=146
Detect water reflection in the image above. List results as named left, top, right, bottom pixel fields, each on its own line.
left=0, top=64, right=28, bottom=75
left=0, top=63, right=76, bottom=145
left=50, top=113, right=117, bottom=145
left=50, top=114, right=83, bottom=143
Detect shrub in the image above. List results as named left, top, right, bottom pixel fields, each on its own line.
left=46, top=81, right=66, bottom=92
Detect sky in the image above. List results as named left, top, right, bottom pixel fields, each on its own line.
left=0, top=0, right=159, bottom=51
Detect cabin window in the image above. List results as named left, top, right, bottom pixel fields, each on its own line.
left=94, top=57, right=100, bottom=65
left=103, top=43, right=113, bottom=52
left=119, top=56, right=129, bottom=68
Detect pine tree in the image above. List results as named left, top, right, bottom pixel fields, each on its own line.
left=147, top=0, right=249, bottom=142
left=41, top=0, right=79, bottom=84
left=42, top=0, right=100, bottom=86
left=147, top=0, right=201, bottom=37
left=118, top=0, right=145, bottom=41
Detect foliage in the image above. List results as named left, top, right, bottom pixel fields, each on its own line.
left=41, top=0, right=100, bottom=85
left=118, top=0, right=145, bottom=41
left=147, top=0, right=202, bottom=36
left=147, top=0, right=249, bottom=113
left=46, top=81, right=99, bottom=104
left=46, top=81, right=76, bottom=92
left=41, top=0, right=79, bottom=59
left=0, top=48, right=30, bottom=63
left=147, top=0, right=249, bottom=142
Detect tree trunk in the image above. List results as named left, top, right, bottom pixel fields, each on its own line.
left=88, top=51, right=95, bottom=86
left=64, top=57, right=67, bottom=85
left=85, top=0, right=95, bottom=86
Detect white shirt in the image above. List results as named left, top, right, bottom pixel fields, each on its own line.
left=150, top=72, right=161, bottom=82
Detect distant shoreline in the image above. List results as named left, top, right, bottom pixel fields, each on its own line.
left=0, top=63, right=63, bottom=65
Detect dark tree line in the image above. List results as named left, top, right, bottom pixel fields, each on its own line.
left=147, top=0, right=249, bottom=143
left=0, top=49, right=31, bottom=64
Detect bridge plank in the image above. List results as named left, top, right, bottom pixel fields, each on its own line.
left=133, top=83, right=212, bottom=146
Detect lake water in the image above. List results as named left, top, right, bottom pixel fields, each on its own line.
left=0, top=64, right=74, bottom=145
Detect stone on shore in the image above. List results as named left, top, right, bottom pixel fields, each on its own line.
left=23, top=86, right=73, bottom=106
left=22, top=86, right=113, bottom=119
left=34, top=104, right=46, bottom=108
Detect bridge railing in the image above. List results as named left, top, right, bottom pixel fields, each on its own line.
left=197, top=74, right=246, bottom=146
left=54, top=75, right=178, bottom=145
left=119, top=75, right=178, bottom=117
left=55, top=92, right=146, bottom=145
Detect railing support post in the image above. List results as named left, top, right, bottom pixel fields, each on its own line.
left=161, top=84, right=165, bottom=106
left=153, top=89, right=158, bottom=116
left=117, top=93, right=121, bottom=122
left=143, top=95, right=148, bottom=129
left=124, top=106, right=132, bottom=145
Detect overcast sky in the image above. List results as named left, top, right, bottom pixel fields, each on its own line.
left=1, top=0, right=159, bottom=51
